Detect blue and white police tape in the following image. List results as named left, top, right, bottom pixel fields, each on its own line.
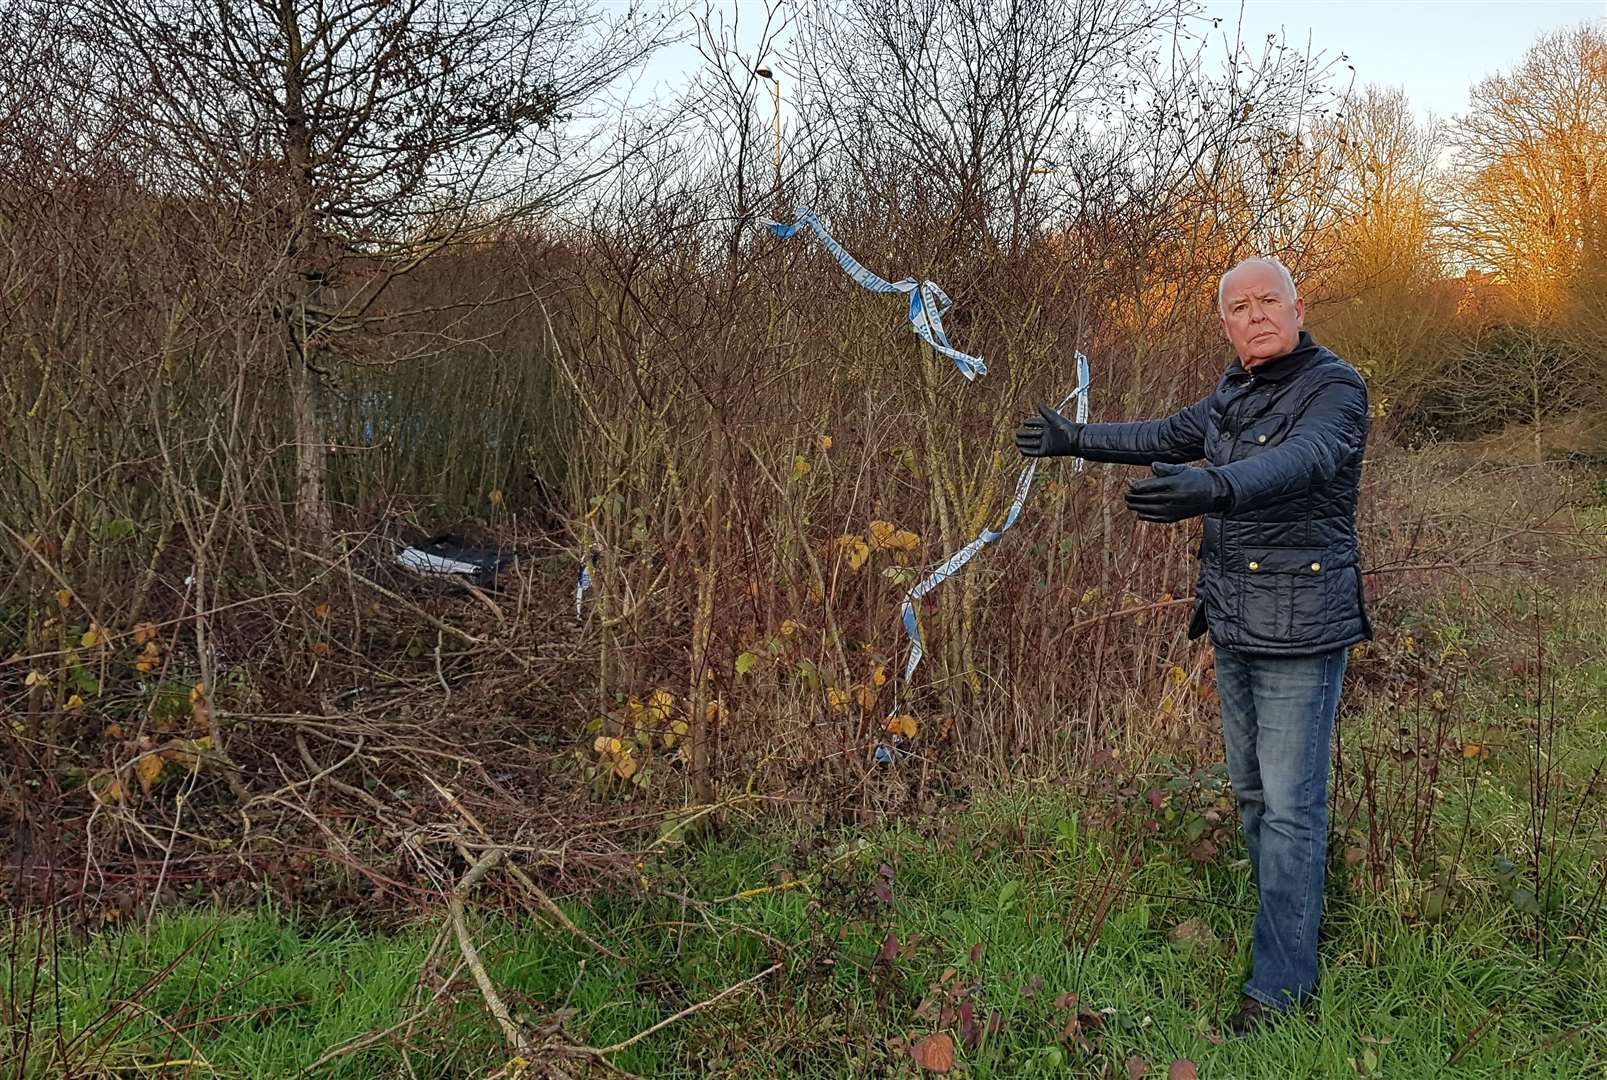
left=892, top=353, right=1091, bottom=684
left=581, top=211, right=990, bottom=620
left=759, top=210, right=986, bottom=381
left=876, top=353, right=1092, bottom=764
left=574, top=546, right=598, bottom=620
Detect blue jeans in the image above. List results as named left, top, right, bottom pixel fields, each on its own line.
left=1214, top=646, right=1348, bottom=1010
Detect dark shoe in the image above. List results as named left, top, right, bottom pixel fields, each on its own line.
left=1226, top=996, right=1284, bottom=1037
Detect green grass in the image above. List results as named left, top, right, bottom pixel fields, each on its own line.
left=8, top=588, right=1607, bottom=1077
left=7, top=765, right=1605, bottom=1078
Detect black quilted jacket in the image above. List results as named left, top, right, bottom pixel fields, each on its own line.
left=1077, top=332, right=1372, bottom=656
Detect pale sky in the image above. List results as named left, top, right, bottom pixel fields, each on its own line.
left=1200, top=0, right=1605, bottom=121
left=632, top=0, right=1605, bottom=124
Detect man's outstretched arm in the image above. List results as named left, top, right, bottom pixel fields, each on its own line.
left=1065, top=394, right=1212, bottom=465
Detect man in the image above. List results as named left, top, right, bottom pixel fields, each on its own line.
left=1014, top=257, right=1370, bottom=1034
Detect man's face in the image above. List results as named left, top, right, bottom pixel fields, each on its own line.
left=1219, top=263, right=1304, bottom=366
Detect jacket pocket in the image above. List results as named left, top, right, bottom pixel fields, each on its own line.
left=1236, top=414, right=1290, bottom=452
left=1232, top=545, right=1328, bottom=642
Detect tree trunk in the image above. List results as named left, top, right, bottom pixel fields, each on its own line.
left=288, top=346, right=331, bottom=544
left=279, top=3, right=331, bottom=548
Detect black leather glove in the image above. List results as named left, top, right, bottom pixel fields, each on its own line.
left=1014, top=404, right=1084, bottom=458
left=1125, top=462, right=1233, bottom=522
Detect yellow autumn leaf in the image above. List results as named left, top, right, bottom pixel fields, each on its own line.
left=826, top=687, right=850, bottom=713
left=871, top=664, right=888, bottom=688
left=1080, top=588, right=1100, bottom=605
left=55, top=589, right=71, bottom=609
left=607, top=737, right=623, bottom=755
left=103, top=723, right=124, bottom=739
left=886, top=714, right=918, bottom=738
left=791, top=455, right=812, bottom=481
left=136, top=753, right=164, bottom=794
left=315, top=603, right=331, bottom=620
left=593, top=735, right=611, bottom=753
left=703, top=701, right=721, bottom=723
left=135, top=659, right=156, bottom=673
left=820, top=434, right=833, bottom=451
left=835, top=534, right=871, bottom=571
left=489, top=489, right=504, bottom=507
left=80, top=624, right=103, bottom=648
left=613, top=752, right=639, bottom=780
left=646, top=689, right=675, bottom=722
left=65, top=694, right=84, bottom=711
left=780, top=618, right=804, bottom=637
left=868, top=520, right=920, bottom=552
left=1462, top=743, right=1482, bottom=760
left=132, top=622, right=156, bottom=646
left=1167, top=665, right=1189, bottom=685
left=143, top=640, right=161, bottom=656
left=190, top=683, right=207, bottom=703
left=24, top=670, right=47, bottom=688
left=856, top=684, right=876, bottom=711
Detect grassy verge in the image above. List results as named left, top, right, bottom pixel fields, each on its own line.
left=8, top=542, right=1606, bottom=1078
left=7, top=722, right=1604, bottom=1078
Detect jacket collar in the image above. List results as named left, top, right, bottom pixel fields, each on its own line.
left=1224, top=330, right=1322, bottom=384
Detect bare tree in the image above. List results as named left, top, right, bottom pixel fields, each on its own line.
left=793, top=0, right=1172, bottom=255
left=71, top=0, right=674, bottom=546
left=1450, top=24, right=1607, bottom=310
left=1307, top=86, right=1454, bottom=419
left=1446, top=24, right=1606, bottom=456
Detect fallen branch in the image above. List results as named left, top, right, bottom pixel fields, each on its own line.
left=449, top=847, right=533, bottom=1060
left=428, top=775, right=624, bottom=962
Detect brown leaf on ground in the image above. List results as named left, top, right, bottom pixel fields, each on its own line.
left=911, top=1031, right=955, bottom=1073
left=959, top=1000, right=978, bottom=1049
left=1169, top=1060, right=1198, bottom=1080
left=1126, top=1055, right=1147, bottom=1079
left=879, top=931, right=899, bottom=964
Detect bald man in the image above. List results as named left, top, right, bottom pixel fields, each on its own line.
left=1015, top=257, right=1371, bottom=1034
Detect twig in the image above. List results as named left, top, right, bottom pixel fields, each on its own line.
left=295, top=731, right=387, bottom=812
left=427, top=775, right=624, bottom=961
left=591, top=961, right=782, bottom=1057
